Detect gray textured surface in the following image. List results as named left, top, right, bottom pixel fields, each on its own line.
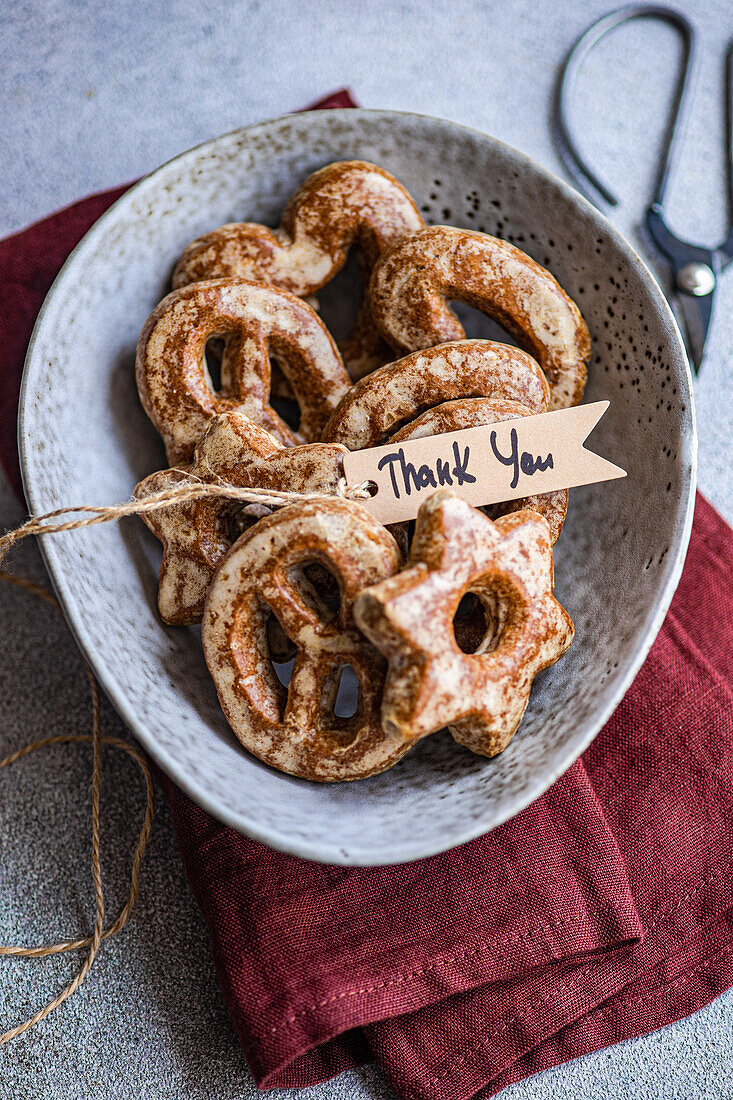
left=1, top=0, right=732, bottom=1097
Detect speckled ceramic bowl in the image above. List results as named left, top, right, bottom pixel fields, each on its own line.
left=19, top=110, right=696, bottom=865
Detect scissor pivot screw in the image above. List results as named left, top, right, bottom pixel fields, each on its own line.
left=676, top=262, right=716, bottom=297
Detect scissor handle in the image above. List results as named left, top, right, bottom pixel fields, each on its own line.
left=646, top=204, right=716, bottom=271
left=721, top=42, right=733, bottom=267
left=556, top=5, right=696, bottom=209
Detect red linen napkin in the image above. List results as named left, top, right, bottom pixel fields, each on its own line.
left=2, top=91, right=732, bottom=1100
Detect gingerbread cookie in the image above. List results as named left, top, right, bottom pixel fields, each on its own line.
left=135, top=411, right=348, bottom=625
left=172, top=161, right=425, bottom=380
left=369, top=226, right=591, bottom=408
left=321, top=340, right=549, bottom=449
left=202, top=498, right=411, bottom=781
left=136, top=277, right=351, bottom=464
left=354, top=491, right=574, bottom=757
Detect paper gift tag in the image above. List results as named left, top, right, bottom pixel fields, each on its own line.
left=342, top=401, right=626, bottom=525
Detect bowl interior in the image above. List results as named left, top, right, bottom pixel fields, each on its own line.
left=19, top=110, right=695, bottom=864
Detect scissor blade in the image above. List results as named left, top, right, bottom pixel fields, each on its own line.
left=675, top=291, right=713, bottom=374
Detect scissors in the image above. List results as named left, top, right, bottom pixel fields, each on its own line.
left=556, top=4, right=733, bottom=374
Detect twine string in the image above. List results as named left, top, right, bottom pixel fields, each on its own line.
left=0, top=473, right=370, bottom=1043
left=0, top=475, right=373, bottom=569
left=0, top=571, right=155, bottom=1046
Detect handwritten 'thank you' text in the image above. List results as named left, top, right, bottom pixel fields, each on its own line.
left=375, top=431, right=554, bottom=501
left=377, top=442, right=476, bottom=499
left=490, top=427, right=554, bottom=489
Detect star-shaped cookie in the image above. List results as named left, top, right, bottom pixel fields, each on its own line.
left=353, top=490, right=574, bottom=757
left=135, top=410, right=348, bottom=625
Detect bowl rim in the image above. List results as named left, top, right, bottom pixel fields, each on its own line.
left=18, top=107, right=698, bottom=864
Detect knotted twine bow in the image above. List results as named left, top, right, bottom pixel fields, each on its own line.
left=0, top=474, right=370, bottom=1044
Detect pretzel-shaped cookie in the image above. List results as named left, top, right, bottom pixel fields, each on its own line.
left=136, top=277, right=351, bottom=464
left=354, top=491, right=573, bottom=757
left=321, top=340, right=549, bottom=449
left=369, top=226, right=591, bottom=409
left=202, top=498, right=410, bottom=782
left=389, top=398, right=568, bottom=544
left=172, top=161, right=425, bottom=380
left=135, top=410, right=349, bottom=625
